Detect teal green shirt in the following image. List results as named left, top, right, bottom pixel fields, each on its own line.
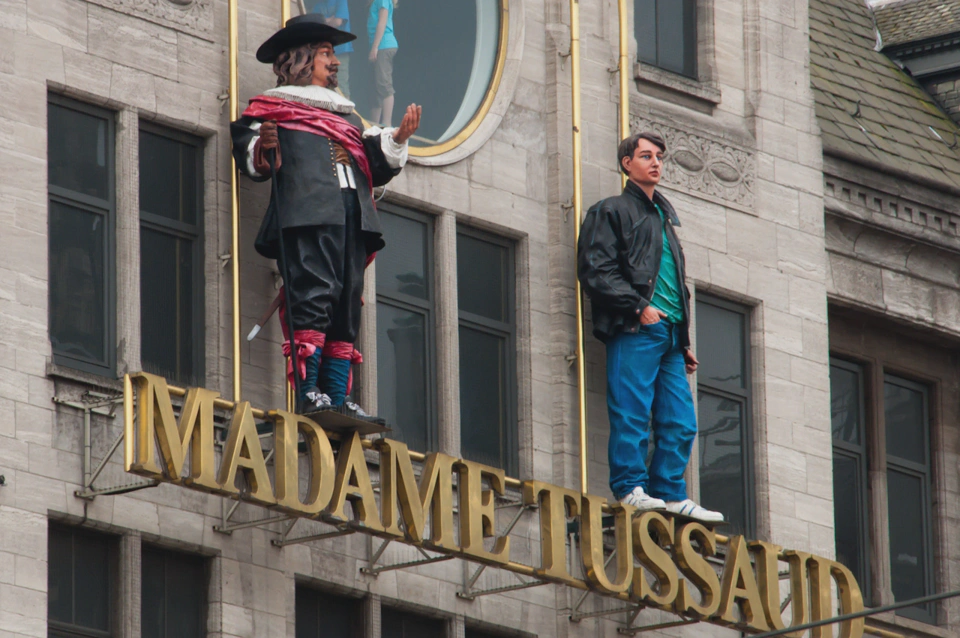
left=650, top=204, right=685, bottom=324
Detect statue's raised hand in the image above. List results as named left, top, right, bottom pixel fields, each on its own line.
left=391, top=104, right=422, bottom=145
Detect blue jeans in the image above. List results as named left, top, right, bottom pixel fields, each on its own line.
left=606, top=321, right=697, bottom=501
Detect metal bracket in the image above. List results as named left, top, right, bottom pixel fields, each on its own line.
left=55, top=392, right=157, bottom=500
left=271, top=518, right=354, bottom=547
left=360, top=538, right=455, bottom=576
left=618, top=619, right=698, bottom=635
left=457, top=504, right=537, bottom=599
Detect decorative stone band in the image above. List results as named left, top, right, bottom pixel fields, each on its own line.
left=87, top=0, right=214, bottom=40
left=630, top=115, right=756, bottom=213
left=123, top=372, right=865, bottom=637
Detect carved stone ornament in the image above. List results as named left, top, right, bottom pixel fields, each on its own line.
left=630, top=115, right=755, bottom=210
left=87, top=0, right=214, bottom=39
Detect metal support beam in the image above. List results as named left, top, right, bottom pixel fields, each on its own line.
left=617, top=619, right=698, bottom=635
left=214, top=515, right=291, bottom=534
left=457, top=576, right=546, bottom=601
left=361, top=542, right=456, bottom=576
left=458, top=504, right=533, bottom=599
left=55, top=392, right=156, bottom=500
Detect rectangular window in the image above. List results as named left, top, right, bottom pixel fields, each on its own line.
left=48, top=96, right=116, bottom=376
left=456, top=228, right=517, bottom=475
left=376, top=206, right=437, bottom=452
left=695, top=296, right=753, bottom=536
left=141, top=546, right=206, bottom=638
left=635, top=0, right=698, bottom=78
left=884, top=374, right=934, bottom=623
left=830, top=358, right=871, bottom=603
left=295, top=587, right=363, bottom=638
left=139, top=124, right=205, bottom=386
left=48, top=524, right=115, bottom=637
left=381, top=606, right=445, bottom=638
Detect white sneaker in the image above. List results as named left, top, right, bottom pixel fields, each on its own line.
left=620, top=486, right=666, bottom=511
left=665, top=499, right=724, bottom=523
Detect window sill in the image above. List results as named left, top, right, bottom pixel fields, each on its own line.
left=46, top=361, right=123, bottom=393
left=634, top=62, right=721, bottom=111
left=865, top=610, right=949, bottom=638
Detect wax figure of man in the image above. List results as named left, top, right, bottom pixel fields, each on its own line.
left=231, top=15, right=421, bottom=418
left=577, top=132, right=723, bottom=523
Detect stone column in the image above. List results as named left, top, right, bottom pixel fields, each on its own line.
left=119, top=530, right=141, bottom=638
left=115, top=108, right=141, bottom=376
left=363, top=592, right=381, bottom=638
left=435, top=210, right=461, bottom=457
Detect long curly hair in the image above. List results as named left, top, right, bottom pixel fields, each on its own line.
left=273, top=43, right=321, bottom=86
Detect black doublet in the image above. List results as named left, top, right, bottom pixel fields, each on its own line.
left=230, top=111, right=400, bottom=258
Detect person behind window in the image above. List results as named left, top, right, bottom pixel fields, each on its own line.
left=367, top=0, right=399, bottom=126
left=577, top=132, right=723, bottom=523
left=311, top=0, right=354, bottom=98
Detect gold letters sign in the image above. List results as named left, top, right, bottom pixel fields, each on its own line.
left=124, top=373, right=864, bottom=637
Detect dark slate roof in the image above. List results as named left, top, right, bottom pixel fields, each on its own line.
left=873, top=0, right=960, bottom=48
left=810, top=0, right=960, bottom=187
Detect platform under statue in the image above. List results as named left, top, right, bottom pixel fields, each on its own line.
left=231, top=15, right=421, bottom=421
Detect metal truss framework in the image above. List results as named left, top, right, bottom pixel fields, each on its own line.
left=68, top=386, right=907, bottom=638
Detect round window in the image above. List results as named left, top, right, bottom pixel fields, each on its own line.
left=313, top=0, right=506, bottom=155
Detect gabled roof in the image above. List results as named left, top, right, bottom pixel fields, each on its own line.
left=873, top=0, right=960, bottom=48
left=810, top=0, right=960, bottom=188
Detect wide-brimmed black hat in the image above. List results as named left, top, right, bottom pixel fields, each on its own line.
left=256, top=14, right=357, bottom=63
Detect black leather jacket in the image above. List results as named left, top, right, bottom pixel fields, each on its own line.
left=577, top=181, right=691, bottom=346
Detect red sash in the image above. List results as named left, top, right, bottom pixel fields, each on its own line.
left=243, top=95, right=373, bottom=189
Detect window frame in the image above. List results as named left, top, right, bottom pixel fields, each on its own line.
left=694, top=294, right=754, bottom=537
left=140, top=544, right=208, bottom=638
left=829, top=356, right=872, bottom=603
left=883, top=372, right=936, bottom=624
left=137, top=121, right=206, bottom=387
left=455, top=224, right=518, bottom=476
left=48, top=524, right=117, bottom=638
left=47, top=94, right=117, bottom=378
left=375, top=203, right=439, bottom=453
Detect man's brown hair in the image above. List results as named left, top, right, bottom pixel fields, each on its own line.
left=617, top=131, right=666, bottom=175
left=273, top=42, right=322, bottom=86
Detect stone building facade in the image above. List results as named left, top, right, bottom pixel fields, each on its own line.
left=0, top=0, right=956, bottom=636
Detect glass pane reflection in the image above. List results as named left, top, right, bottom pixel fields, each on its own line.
left=698, top=392, right=746, bottom=535
left=457, top=233, right=506, bottom=322
left=696, top=302, right=744, bottom=390
left=377, top=301, right=428, bottom=451
left=830, top=364, right=861, bottom=445
left=887, top=470, right=929, bottom=606
left=833, top=453, right=865, bottom=588
left=377, top=212, right=428, bottom=300
left=315, top=0, right=501, bottom=147
left=459, top=326, right=506, bottom=468
left=48, top=103, right=110, bottom=200
left=884, top=380, right=926, bottom=465
left=49, top=201, right=107, bottom=365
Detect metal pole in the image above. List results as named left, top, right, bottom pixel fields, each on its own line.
left=281, top=0, right=291, bottom=25
left=618, top=0, right=629, bottom=189
left=569, top=0, right=588, bottom=493
left=751, top=588, right=960, bottom=638
left=83, top=407, right=91, bottom=488
left=229, top=0, right=242, bottom=401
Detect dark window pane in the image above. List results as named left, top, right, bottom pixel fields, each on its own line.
left=457, top=234, right=506, bottom=322
left=466, top=629, right=508, bottom=638
left=382, top=607, right=445, bottom=638
left=140, top=228, right=198, bottom=385
left=47, top=528, right=73, bottom=624
left=459, top=326, right=507, bottom=468
left=833, top=453, right=866, bottom=589
left=635, top=0, right=657, bottom=64
left=830, top=364, right=861, bottom=445
left=695, top=302, right=745, bottom=390
left=49, top=201, right=108, bottom=365
left=48, top=103, right=110, bottom=200
left=140, top=131, right=198, bottom=225
left=295, top=588, right=360, bottom=638
left=378, top=212, right=429, bottom=300
left=142, top=549, right=166, bottom=638
left=48, top=526, right=112, bottom=632
left=73, top=532, right=110, bottom=630
left=698, top=392, right=747, bottom=535
left=656, top=0, right=686, bottom=73
left=887, top=470, right=931, bottom=607
left=377, top=302, right=428, bottom=451
left=884, top=380, right=926, bottom=465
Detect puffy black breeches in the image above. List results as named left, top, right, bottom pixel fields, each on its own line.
left=281, top=189, right=366, bottom=342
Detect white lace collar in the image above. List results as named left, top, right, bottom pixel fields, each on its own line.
left=263, top=85, right=355, bottom=114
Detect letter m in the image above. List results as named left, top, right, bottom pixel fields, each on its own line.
left=127, top=372, right=219, bottom=489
